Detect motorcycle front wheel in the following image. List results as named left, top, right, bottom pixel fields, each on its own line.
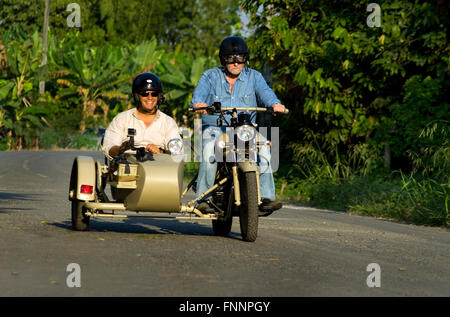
left=239, top=171, right=259, bottom=242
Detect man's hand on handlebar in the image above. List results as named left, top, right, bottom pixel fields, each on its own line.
left=273, top=103, right=286, bottom=113
left=272, top=103, right=287, bottom=115
left=145, top=144, right=162, bottom=154
left=193, top=103, right=208, bottom=114
left=109, top=140, right=131, bottom=157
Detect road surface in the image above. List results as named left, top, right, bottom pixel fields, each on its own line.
left=0, top=151, right=449, bottom=296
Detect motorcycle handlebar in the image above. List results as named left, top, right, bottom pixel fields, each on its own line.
left=189, top=105, right=289, bottom=114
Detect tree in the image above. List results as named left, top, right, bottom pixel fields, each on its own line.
left=0, top=0, right=241, bottom=57
left=51, top=34, right=163, bottom=131
left=242, top=0, right=449, bottom=174
left=157, top=52, right=217, bottom=123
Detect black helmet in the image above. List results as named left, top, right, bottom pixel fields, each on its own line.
left=219, top=36, right=249, bottom=66
left=132, top=72, right=165, bottom=106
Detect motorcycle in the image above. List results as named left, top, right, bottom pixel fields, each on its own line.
left=186, top=102, right=288, bottom=241
left=68, top=103, right=287, bottom=242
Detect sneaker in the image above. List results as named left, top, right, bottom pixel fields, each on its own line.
left=258, top=198, right=282, bottom=217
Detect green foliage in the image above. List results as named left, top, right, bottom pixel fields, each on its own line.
left=184, top=162, right=200, bottom=180
left=0, top=26, right=220, bottom=150
left=348, top=172, right=449, bottom=227
left=39, top=128, right=99, bottom=150
left=0, top=0, right=241, bottom=56
left=39, top=129, right=61, bottom=150
left=0, top=29, right=49, bottom=149
left=276, top=171, right=449, bottom=228
left=387, top=75, right=449, bottom=176
left=242, top=0, right=450, bottom=227
left=157, top=53, right=217, bottom=122
left=50, top=34, right=163, bottom=130
left=0, top=1, right=241, bottom=150
left=408, top=120, right=450, bottom=181
left=68, top=132, right=99, bottom=150
left=243, top=0, right=449, bottom=174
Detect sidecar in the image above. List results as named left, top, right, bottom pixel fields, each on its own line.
left=68, top=148, right=218, bottom=232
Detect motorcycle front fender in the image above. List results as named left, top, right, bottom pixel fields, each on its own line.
left=236, top=161, right=261, bottom=205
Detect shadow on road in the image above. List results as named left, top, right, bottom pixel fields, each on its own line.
left=50, top=217, right=241, bottom=240
left=0, top=191, right=40, bottom=213
left=0, top=191, right=40, bottom=200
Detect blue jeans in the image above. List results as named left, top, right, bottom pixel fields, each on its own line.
left=196, top=127, right=275, bottom=199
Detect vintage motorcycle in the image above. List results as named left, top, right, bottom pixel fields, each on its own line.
left=68, top=103, right=287, bottom=242
left=186, top=103, right=288, bottom=241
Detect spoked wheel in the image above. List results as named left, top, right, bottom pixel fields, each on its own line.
left=239, top=171, right=259, bottom=242
left=71, top=199, right=90, bottom=231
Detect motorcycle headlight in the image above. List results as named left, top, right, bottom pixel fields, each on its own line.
left=236, top=125, right=256, bottom=142
left=167, top=138, right=183, bottom=155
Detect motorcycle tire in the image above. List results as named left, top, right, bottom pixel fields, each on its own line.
left=212, top=216, right=233, bottom=236
left=71, top=199, right=90, bottom=231
left=212, top=189, right=234, bottom=236
left=239, top=171, right=259, bottom=242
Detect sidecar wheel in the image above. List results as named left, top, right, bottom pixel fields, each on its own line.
left=71, top=200, right=90, bottom=231
left=239, top=171, right=258, bottom=242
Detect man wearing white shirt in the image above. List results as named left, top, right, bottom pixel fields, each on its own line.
left=102, top=73, right=181, bottom=159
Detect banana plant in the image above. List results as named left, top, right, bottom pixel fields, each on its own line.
left=0, top=30, right=48, bottom=150
left=52, top=36, right=125, bottom=130
left=123, top=38, right=163, bottom=79
left=52, top=36, right=163, bottom=130
left=159, top=54, right=209, bottom=121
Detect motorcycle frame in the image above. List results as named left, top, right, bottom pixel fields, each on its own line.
left=185, top=106, right=265, bottom=210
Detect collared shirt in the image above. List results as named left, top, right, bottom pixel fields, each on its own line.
left=102, top=108, right=181, bottom=157
left=190, top=67, right=281, bottom=128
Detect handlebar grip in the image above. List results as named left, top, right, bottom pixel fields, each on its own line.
left=189, top=106, right=210, bottom=113
left=270, top=107, right=289, bottom=114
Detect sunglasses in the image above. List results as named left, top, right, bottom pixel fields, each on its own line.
left=224, top=54, right=247, bottom=64
left=139, top=91, right=159, bottom=97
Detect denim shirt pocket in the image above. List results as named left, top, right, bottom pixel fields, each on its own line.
left=241, top=93, right=256, bottom=107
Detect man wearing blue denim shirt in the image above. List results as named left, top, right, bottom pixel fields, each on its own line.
left=191, top=36, right=286, bottom=214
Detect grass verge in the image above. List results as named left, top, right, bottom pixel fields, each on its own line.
left=275, top=171, right=449, bottom=228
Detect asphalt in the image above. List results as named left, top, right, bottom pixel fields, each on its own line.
left=0, top=150, right=449, bottom=297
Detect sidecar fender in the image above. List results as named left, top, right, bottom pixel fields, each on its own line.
left=69, top=156, right=97, bottom=201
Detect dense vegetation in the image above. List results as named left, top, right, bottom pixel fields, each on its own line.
left=1, top=0, right=448, bottom=227
left=242, top=0, right=449, bottom=227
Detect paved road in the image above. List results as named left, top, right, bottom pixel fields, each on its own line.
left=0, top=151, right=449, bottom=297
